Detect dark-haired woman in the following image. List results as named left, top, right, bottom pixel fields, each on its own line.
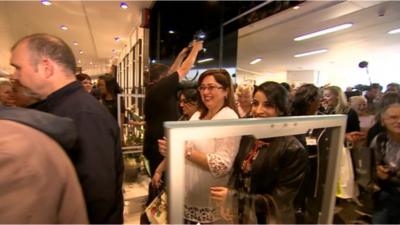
left=97, top=74, right=124, bottom=121
left=210, top=81, right=308, bottom=224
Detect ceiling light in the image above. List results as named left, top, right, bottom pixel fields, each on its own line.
left=388, top=28, right=400, bottom=34
left=77, top=60, right=81, bottom=64
left=294, top=49, right=328, bottom=58
left=41, top=0, right=52, bottom=6
left=197, top=58, right=214, bottom=64
left=168, top=30, right=175, bottom=34
left=79, top=50, right=84, bottom=54
left=293, top=6, right=300, bottom=10
left=73, top=41, right=78, bottom=46
left=249, top=58, right=262, bottom=65
left=120, top=2, right=128, bottom=9
left=294, top=23, right=352, bottom=41
left=60, top=25, right=68, bottom=31
left=89, top=62, right=93, bottom=65
left=114, top=37, right=121, bottom=42
left=151, top=59, right=156, bottom=63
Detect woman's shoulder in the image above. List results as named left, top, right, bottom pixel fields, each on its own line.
left=214, top=107, right=239, bottom=120
left=189, top=111, right=201, bottom=121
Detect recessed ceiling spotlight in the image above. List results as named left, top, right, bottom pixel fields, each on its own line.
left=120, top=2, right=128, bottom=9
left=168, top=30, right=175, bottom=34
left=60, top=25, right=68, bottom=31
left=197, top=58, right=214, bottom=64
left=114, top=37, right=121, bottom=42
left=89, top=62, right=93, bottom=65
left=388, top=28, right=400, bottom=34
left=293, top=6, right=300, bottom=10
left=151, top=59, right=156, bottom=63
left=294, top=23, right=353, bottom=41
left=79, top=50, right=84, bottom=54
left=77, top=59, right=81, bottom=64
left=250, top=58, right=262, bottom=65
left=294, top=49, right=328, bottom=58
left=41, top=0, right=52, bottom=6
left=73, top=41, right=78, bottom=46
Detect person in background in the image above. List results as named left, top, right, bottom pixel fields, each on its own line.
left=385, top=82, right=400, bottom=93
left=141, top=42, right=202, bottom=224
left=322, top=86, right=364, bottom=144
left=365, top=83, right=383, bottom=114
left=210, top=81, right=308, bottom=224
left=97, top=74, right=124, bottom=121
left=370, top=101, right=400, bottom=224
left=75, top=73, right=93, bottom=93
left=367, top=92, right=400, bottom=146
left=10, top=33, right=124, bottom=224
left=12, top=80, right=41, bottom=107
left=0, top=79, right=16, bottom=106
left=0, top=106, right=87, bottom=223
left=350, top=95, right=375, bottom=132
left=235, top=81, right=254, bottom=118
left=151, top=82, right=199, bottom=189
left=159, top=68, right=240, bottom=223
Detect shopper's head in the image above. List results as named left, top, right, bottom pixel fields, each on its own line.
left=197, top=69, right=237, bottom=118
left=76, top=73, right=92, bottom=93
left=235, top=82, right=254, bottom=110
left=323, top=86, right=348, bottom=114
left=291, top=83, right=320, bottom=116
left=10, top=33, right=76, bottom=98
left=97, top=74, right=121, bottom=99
left=350, top=95, right=368, bottom=115
left=0, top=79, right=15, bottom=106
left=252, top=81, right=289, bottom=118
left=144, top=63, right=169, bottom=86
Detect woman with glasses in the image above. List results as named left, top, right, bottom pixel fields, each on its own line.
left=210, top=81, right=307, bottom=224
left=158, top=69, right=240, bottom=223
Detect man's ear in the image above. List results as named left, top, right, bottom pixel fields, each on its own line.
left=39, top=58, right=54, bottom=79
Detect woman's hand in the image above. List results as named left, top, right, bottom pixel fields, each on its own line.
left=151, top=172, right=163, bottom=188
left=376, top=165, right=390, bottom=180
left=158, top=137, right=167, bottom=157
left=345, top=131, right=366, bottom=144
left=210, top=186, right=228, bottom=202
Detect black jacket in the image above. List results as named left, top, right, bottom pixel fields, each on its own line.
left=32, top=81, right=124, bottom=224
left=0, top=106, right=76, bottom=150
left=229, top=135, right=308, bottom=224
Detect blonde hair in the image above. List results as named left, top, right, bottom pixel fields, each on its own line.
left=350, top=96, right=366, bottom=107
left=235, top=82, right=254, bottom=97
left=324, top=86, right=349, bottom=114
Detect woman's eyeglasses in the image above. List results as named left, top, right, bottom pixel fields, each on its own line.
left=197, top=85, right=224, bottom=92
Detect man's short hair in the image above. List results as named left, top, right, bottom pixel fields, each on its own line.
left=144, top=63, right=169, bottom=85
left=12, top=33, right=76, bottom=74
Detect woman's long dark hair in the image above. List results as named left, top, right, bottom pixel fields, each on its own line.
left=98, top=74, right=122, bottom=100
left=291, top=84, right=320, bottom=116
left=254, top=81, right=289, bottom=116
left=197, top=69, right=238, bottom=119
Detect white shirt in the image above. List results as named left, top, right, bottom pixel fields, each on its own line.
left=184, top=107, right=240, bottom=223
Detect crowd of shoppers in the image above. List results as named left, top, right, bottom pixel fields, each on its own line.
left=1, top=31, right=399, bottom=225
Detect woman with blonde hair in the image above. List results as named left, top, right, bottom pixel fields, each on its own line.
left=350, top=95, right=375, bottom=132
left=322, top=86, right=364, bottom=143
left=235, top=81, right=254, bottom=117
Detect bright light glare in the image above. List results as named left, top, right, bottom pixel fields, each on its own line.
left=197, top=58, right=214, bottom=64
left=41, top=0, right=52, bottom=6
left=294, top=23, right=353, bottom=41
left=388, top=28, right=400, bottom=34
left=250, top=58, right=262, bottom=65
left=294, top=49, right=328, bottom=58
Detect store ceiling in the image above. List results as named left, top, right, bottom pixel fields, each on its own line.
left=237, top=1, right=400, bottom=76
left=0, top=0, right=152, bottom=76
